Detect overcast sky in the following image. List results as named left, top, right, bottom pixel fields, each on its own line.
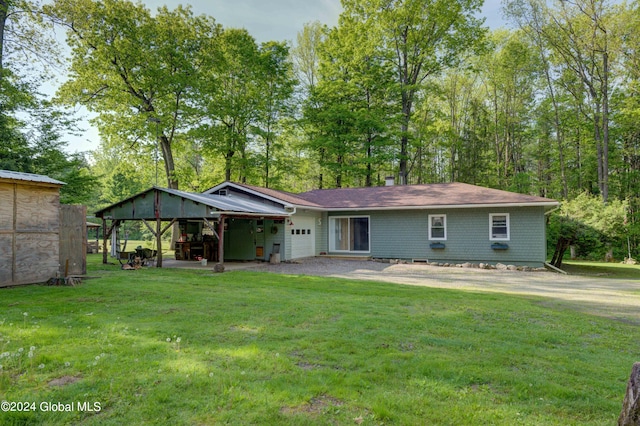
left=64, top=0, right=509, bottom=153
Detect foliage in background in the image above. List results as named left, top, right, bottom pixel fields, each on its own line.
left=548, top=193, right=628, bottom=266
left=2, top=0, right=640, bottom=258
left=0, top=0, right=97, bottom=204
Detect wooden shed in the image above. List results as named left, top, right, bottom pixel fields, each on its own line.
left=0, top=170, right=81, bottom=287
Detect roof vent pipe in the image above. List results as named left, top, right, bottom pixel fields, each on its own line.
left=385, top=176, right=395, bottom=186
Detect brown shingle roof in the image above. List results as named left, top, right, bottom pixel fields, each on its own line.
left=295, top=183, right=558, bottom=209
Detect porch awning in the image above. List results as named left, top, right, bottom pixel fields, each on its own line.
left=95, top=186, right=292, bottom=221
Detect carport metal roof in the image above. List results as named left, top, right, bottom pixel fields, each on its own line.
left=95, top=186, right=292, bottom=221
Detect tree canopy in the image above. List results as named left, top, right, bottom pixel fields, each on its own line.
left=4, top=0, right=640, bottom=260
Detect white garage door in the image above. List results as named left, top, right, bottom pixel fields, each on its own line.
left=290, top=215, right=315, bottom=259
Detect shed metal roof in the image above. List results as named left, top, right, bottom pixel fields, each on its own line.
left=95, top=186, right=291, bottom=220
left=161, top=187, right=290, bottom=215
left=0, top=170, right=65, bottom=186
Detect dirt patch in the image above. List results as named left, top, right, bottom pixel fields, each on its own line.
left=296, top=362, right=322, bottom=370
left=281, top=394, right=344, bottom=416
left=48, top=375, right=81, bottom=387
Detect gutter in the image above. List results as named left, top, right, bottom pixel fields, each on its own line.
left=294, top=202, right=561, bottom=212
left=210, top=209, right=296, bottom=218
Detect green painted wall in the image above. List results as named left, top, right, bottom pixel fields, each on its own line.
left=222, top=218, right=285, bottom=262
left=223, top=219, right=254, bottom=260
left=325, top=207, right=548, bottom=266
left=103, top=192, right=210, bottom=220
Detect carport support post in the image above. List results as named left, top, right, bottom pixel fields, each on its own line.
left=217, top=215, right=225, bottom=264
left=156, top=218, right=163, bottom=268
left=102, top=218, right=108, bottom=264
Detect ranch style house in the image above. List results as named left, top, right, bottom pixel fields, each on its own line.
left=96, top=180, right=559, bottom=268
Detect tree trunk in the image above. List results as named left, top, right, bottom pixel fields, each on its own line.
left=594, top=108, right=604, bottom=199
left=225, top=150, right=233, bottom=182
left=602, top=50, right=609, bottom=203
left=159, top=135, right=178, bottom=189
left=551, top=237, right=570, bottom=268
left=365, top=136, right=372, bottom=187
left=618, top=362, right=640, bottom=426
left=399, top=93, right=411, bottom=185
left=318, top=147, right=325, bottom=189
left=0, top=0, right=7, bottom=71
left=265, top=121, right=271, bottom=188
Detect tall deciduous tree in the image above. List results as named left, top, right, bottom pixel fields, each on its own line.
left=291, top=21, right=326, bottom=98
left=480, top=30, right=540, bottom=192
left=193, top=30, right=296, bottom=185
left=195, top=28, right=262, bottom=183
left=304, top=15, right=395, bottom=188
left=0, top=0, right=58, bottom=79
left=255, top=41, right=295, bottom=188
left=506, top=0, right=621, bottom=202
left=46, top=0, right=220, bottom=189
left=339, top=0, right=485, bottom=184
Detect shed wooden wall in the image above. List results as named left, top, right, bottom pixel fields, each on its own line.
left=60, top=205, right=87, bottom=276
left=0, top=181, right=61, bottom=287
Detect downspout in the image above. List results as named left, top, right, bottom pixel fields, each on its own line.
left=544, top=205, right=560, bottom=216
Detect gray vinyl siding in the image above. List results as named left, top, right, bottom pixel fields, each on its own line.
left=316, top=211, right=328, bottom=254
left=284, top=219, right=292, bottom=261
left=325, top=207, right=547, bottom=266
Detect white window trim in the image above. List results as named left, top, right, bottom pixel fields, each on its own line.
left=490, top=213, right=510, bottom=241
left=428, top=214, right=447, bottom=241
left=328, top=215, right=371, bottom=253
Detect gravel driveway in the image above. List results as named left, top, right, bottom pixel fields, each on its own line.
left=254, top=257, right=640, bottom=324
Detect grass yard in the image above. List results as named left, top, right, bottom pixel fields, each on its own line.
left=0, top=255, right=637, bottom=425
left=561, top=260, right=640, bottom=279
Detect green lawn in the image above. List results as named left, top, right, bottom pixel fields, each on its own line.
left=561, top=260, right=640, bottom=279
left=0, top=255, right=636, bottom=425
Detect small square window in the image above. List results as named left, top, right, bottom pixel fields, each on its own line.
left=307, top=229, right=311, bottom=235
left=291, top=229, right=295, bottom=235
left=296, top=229, right=300, bottom=235
left=302, top=229, right=306, bottom=235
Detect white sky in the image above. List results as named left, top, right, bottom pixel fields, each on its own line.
left=60, top=0, right=508, bottom=154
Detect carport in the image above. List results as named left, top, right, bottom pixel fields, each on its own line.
left=95, top=187, right=290, bottom=267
